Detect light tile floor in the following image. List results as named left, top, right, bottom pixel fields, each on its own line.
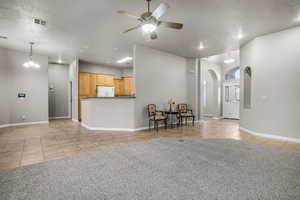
left=0, top=119, right=299, bottom=169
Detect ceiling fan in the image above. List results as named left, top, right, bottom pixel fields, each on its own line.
left=117, top=0, right=183, bottom=40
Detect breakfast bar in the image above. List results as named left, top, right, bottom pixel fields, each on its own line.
left=81, top=97, right=136, bottom=131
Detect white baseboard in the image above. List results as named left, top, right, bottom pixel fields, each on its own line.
left=81, top=123, right=136, bottom=132
left=72, top=119, right=78, bottom=122
left=81, top=120, right=203, bottom=132
left=49, top=116, right=70, bottom=120
left=240, top=127, right=300, bottom=143
left=0, top=121, right=49, bottom=128
left=0, top=124, right=10, bottom=128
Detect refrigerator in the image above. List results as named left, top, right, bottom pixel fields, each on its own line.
left=97, top=86, right=115, bottom=97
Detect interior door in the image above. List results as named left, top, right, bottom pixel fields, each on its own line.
left=223, top=81, right=240, bottom=119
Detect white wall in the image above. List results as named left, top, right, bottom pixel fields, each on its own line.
left=134, top=44, right=188, bottom=128
left=122, top=67, right=134, bottom=77
left=0, top=48, right=9, bottom=126
left=48, top=64, right=70, bottom=118
left=69, top=59, right=79, bottom=121
left=7, top=50, right=49, bottom=124
left=79, top=61, right=123, bottom=79
left=0, top=47, right=49, bottom=125
left=240, top=26, right=300, bottom=140
left=186, top=58, right=200, bottom=119
left=200, top=59, right=222, bottom=118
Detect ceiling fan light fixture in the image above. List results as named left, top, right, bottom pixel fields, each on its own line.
left=142, top=23, right=156, bottom=33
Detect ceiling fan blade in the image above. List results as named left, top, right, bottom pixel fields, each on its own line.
left=150, top=32, right=158, bottom=40
left=122, top=24, right=142, bottom=33
left=159, top=21, right=183, bottom=29
left=117, top=10, right=140, bottom=19
left=151, top=3, right=170, bottom=19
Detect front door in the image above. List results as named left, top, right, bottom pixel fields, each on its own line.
left=223, top=81, right=240, bottom=119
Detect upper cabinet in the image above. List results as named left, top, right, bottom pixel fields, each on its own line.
left=122, top=77, right=133, bottom=96
left=89, top=73, right=97, bottom=97
left=79, top=72, right=133, bottom=97
left=104, top=75, right=114, bottom=86
left=79, top=72, right=90, bottom=96
left=96, top=74, right=114, bottom=86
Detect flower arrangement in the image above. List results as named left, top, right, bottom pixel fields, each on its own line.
left=168, top=98, right=176, bottom=111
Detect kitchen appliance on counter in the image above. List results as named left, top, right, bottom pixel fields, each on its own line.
left=97, top=86, right=115, bottom=97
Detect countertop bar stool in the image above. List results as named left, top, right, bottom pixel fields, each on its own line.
left=147, top=104, right=168, bottom=131
left=177, top=104, right=195, bottom=126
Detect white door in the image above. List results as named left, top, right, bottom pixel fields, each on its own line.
left=223, top=81, right=240, bottom=119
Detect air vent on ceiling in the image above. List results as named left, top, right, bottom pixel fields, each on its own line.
left=33, top=18, right=46, bottom=26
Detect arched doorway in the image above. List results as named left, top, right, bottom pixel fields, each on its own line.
left=223, top=67, right=240, bottom=119
left=203, top=69, right=220, bottom=117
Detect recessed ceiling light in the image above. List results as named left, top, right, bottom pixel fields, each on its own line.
left=237, top=33, right=244, bottom=39
left=199, top=42, right=204, bottom=50
left=224, top=58, right=235, bottom=64
left=117, top=57, right=132, bottom=64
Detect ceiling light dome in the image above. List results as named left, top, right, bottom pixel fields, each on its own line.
left=142, top=23, right=156, bottom=33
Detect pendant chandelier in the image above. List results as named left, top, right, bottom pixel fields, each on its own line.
left=23, top=42, right=40, bottom=68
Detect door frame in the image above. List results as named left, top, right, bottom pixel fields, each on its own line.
left=222, top=80, right=240, bottom=119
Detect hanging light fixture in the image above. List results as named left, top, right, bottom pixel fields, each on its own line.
left=23, top=42, right=40, bottom=68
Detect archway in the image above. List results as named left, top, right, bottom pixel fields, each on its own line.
left=203, top=69, right=220, bottom=117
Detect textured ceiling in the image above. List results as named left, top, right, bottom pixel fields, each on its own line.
left=0, top=0, right=299, bottom=67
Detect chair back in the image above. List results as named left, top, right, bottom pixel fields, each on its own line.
left=177, top=104, right=188, bottom=113
left=147, top=104, right=156, bottom=117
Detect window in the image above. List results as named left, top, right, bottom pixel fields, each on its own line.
left=244, top=66, right=252, bottom=109
left=225, top=67, right=240, bottom=81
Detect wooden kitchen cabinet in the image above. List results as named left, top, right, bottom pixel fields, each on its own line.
left=114, top=79, right=124, bottom=96
left=123, top=77, right=133, bottom=96
left=96, top=74, right=105, bottom=86
left=89, top=73, right=97, bottom=97
left=104, top=75, right=114, bottom=86
left=114, top=77, right=133, bottom=96
left=79, top=72, right=90, bottom=96
left=96, top=74, right=114, bottom=86
left=80, top=72, right=133, bottom=98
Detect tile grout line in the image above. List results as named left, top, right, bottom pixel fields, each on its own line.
left=19, top=139, right=26, bottom=167
left=40, top=136, right=46, bottom=163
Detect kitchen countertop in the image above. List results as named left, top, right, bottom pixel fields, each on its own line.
left=81, top=96, right=136, bottom=100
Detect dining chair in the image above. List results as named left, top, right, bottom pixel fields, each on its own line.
left=177, top=104, right=195, bottom=126
left=147, top=104, right=168, bottom=131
